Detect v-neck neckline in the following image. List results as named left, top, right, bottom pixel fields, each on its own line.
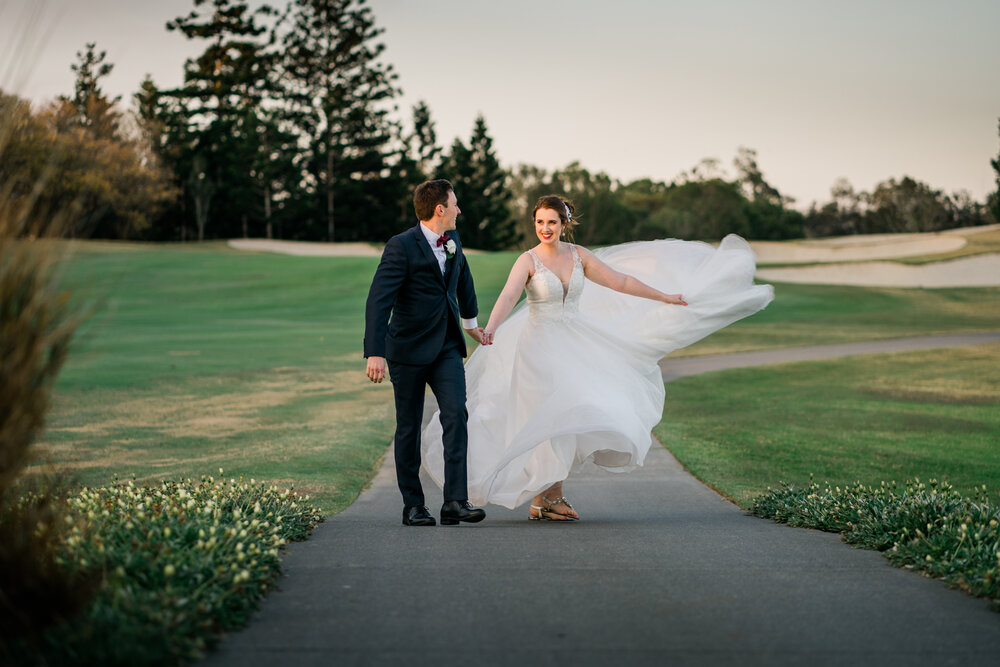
left=530, top=247, right=576, bottom=285
left=529, top=247, right=577, bottom=301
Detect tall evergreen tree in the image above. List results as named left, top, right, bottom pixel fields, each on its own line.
left=440, top=115, right=518, bottom=250
left=278, top=0, right=401, bottom=241
left=161, top=0, right=278, bottom=240
left=408, top=100, right=440, bottom=182
left=990, top=118, right=1000, bottom=223
left=57, top=43, right=121, bottom=140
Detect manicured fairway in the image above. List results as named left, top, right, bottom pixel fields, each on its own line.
left=41, top=242, right=521, bottom=513
left=36, top=241, right=1000, bottom=514
left=655, top=343, right=1000, bottom=507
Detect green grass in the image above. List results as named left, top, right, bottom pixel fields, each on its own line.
left=37, top=241, right=1000, bottom=515
left=38, top=243, right=521, bottom=514
left=674, top=282, right=1000, bottom=357
left=654, top=343, right=1000, bottom=507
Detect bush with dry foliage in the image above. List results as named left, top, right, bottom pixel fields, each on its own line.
left=0, top=94, right=93, bottom=660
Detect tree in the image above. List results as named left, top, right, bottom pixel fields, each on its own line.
left=162, top=0, right=279, bottom=240
left=57, top=42, right=121, bottom=140
left=652, top=179, right=749, bottom=241
left=1, top=82, right=176, bottom=241
left=407, top=100, right=440, bottom=182
left=863, top=176, right=952, bottom=233
left=732, top=147, right=802, bottom=239
left=135, top=76, right=197, bottom=241
left=440, top=115, right=518, bottom=250
left=278, top=0, right=402, bottom=241
left=733, top=147, right=783, bottom=206
left=990, top=118, right=1000, bottom=223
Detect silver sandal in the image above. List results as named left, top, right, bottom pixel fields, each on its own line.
left=528, top=496, right=579, bottom=521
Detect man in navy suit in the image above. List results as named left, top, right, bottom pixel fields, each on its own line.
left=364, top=179, right=487, bottom=526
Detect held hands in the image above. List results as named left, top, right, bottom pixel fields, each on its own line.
left=366, top=356, right=387, bottom=383
left=465, top=327, right=493, bottom=346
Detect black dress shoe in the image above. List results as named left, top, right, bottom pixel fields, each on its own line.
left=440, top=500, right=486, bottom=526
left=402, top=505, right=436, bottom=526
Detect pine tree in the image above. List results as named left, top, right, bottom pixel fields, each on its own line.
left=408, top=100, right=440, bottom=182
left=161, top=0, right=279, bottom=240
left=990, top=118, right=1000, bottom=223
left=441, top=115, right=518, bottom=250
left=277, top=0, right=401, bottom=241
left=57, top=43, right=121, bottom=140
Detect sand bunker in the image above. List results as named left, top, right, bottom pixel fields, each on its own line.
left=227, top=225, right=1000, bottom=288
left=749, top=224, right=1000, bottom=265
left=749, top=233, right=968, bottom=264
left=228, top=239, right=382, bottom=256
left=756, top=253, right=1000, bottom=288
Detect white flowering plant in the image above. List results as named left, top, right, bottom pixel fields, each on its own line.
left=444, top=238, right=456, bottom=257
left=752, top=476, right=1000, bottom=610
left=16, top=472, right=322, bottom=665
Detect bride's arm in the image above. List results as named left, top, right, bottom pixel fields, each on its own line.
left=482, top=253, right=533, bottom=344
left=577, top=246, right=687, bottom=306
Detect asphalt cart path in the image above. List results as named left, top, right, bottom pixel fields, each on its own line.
left=205, top=332, right=1000, bottom=666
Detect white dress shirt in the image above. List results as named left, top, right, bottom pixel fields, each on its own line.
left=419, top=222, right=478, bottom=330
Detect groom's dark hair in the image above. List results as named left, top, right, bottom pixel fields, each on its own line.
left=413, top=179, right=453, bottom=221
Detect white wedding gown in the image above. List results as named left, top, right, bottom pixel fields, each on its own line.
left=421, top=235, right=774, bottom=509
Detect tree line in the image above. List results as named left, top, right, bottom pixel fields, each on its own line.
left=2, top=0, right=998, bottom=249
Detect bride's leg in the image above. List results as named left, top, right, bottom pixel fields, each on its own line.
left=530, top=481, right=579, bottom=520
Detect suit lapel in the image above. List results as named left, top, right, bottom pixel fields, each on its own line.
left=445, top=236, right=461, bottom=288
left=412, top=224, right=445, bottom=286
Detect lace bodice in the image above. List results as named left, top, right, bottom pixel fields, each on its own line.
left=525, top=246, right=585, bottom=322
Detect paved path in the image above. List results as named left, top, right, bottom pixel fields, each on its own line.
left=205, top=332, right=1000, bottom=667
left=659, top=331, right=1000, bottom=381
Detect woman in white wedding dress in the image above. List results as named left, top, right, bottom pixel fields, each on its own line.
left=421, top=195, right=774, bottom=520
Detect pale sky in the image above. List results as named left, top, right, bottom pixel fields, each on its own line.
left=2, top=0, right=998, bottom=208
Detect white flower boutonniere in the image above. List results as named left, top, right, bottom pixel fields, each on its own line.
left=445, top=238, right=457, bottom=258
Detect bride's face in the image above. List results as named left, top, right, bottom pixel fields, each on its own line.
left=534, top=208, right=564, bottom=246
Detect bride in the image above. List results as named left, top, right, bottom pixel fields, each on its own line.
left=421, top=195, right=774, bottom=521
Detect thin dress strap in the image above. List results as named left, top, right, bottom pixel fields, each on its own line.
left=526, top=249, right=543, bottom=271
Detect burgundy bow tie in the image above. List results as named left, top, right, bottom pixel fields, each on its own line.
left=436, top=234, right=448, bottom=247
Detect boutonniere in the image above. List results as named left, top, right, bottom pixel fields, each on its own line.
left=444, top=238, right=457, bottom=258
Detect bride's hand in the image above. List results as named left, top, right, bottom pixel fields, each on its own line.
left=482, top=328, right=495, bottom=345
left=663, top=293, right=688, bottom=306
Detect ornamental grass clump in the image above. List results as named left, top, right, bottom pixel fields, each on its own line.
left=15, top=472, right=323, bottom=666
left=1, top=92, right=94, bottom=661
left=752, top=477, right=1000, bottom=608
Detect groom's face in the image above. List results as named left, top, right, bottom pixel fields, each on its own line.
left=440, top=190, right=460, bottom=231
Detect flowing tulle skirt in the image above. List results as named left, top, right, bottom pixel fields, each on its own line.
left=421, top=235, right=774, bottom=508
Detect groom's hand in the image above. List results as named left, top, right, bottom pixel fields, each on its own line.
left=366, top=356, right=387, bottom=383
left=465, top=327, right=487, bottom=345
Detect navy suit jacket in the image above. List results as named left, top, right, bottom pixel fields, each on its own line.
left=364, top=225, right=478, bottom=365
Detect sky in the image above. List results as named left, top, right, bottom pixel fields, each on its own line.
left=2, top=0, right=998, bottom=208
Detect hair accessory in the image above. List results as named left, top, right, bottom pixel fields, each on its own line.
left=563, top=202, right=572, bottom=222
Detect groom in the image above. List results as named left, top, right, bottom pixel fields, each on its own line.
left=364, top=179, right=487, bottom=527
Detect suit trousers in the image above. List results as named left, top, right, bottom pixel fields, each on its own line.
left=387, top=334, right=469, bottom=507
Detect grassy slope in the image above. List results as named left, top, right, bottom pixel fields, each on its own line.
left=674, top=282, right=1000, bottom=357
left=655, top=343, right=1000, bottom=507
left=38, top=241, right=1000, bottom=514
left=40, top=244, right=519, bottom=514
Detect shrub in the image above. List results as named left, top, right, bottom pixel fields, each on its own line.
left=10, top=472, right=322, bottom=665
left=1, top=90, right=91, bottom=659
left=752, top=477, right=1000, bottom=607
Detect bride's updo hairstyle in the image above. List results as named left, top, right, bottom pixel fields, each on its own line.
left=533, top=195, right=579, bottom=240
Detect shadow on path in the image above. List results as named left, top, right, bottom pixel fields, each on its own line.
left=204, top=332, right=1000, bottom=667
